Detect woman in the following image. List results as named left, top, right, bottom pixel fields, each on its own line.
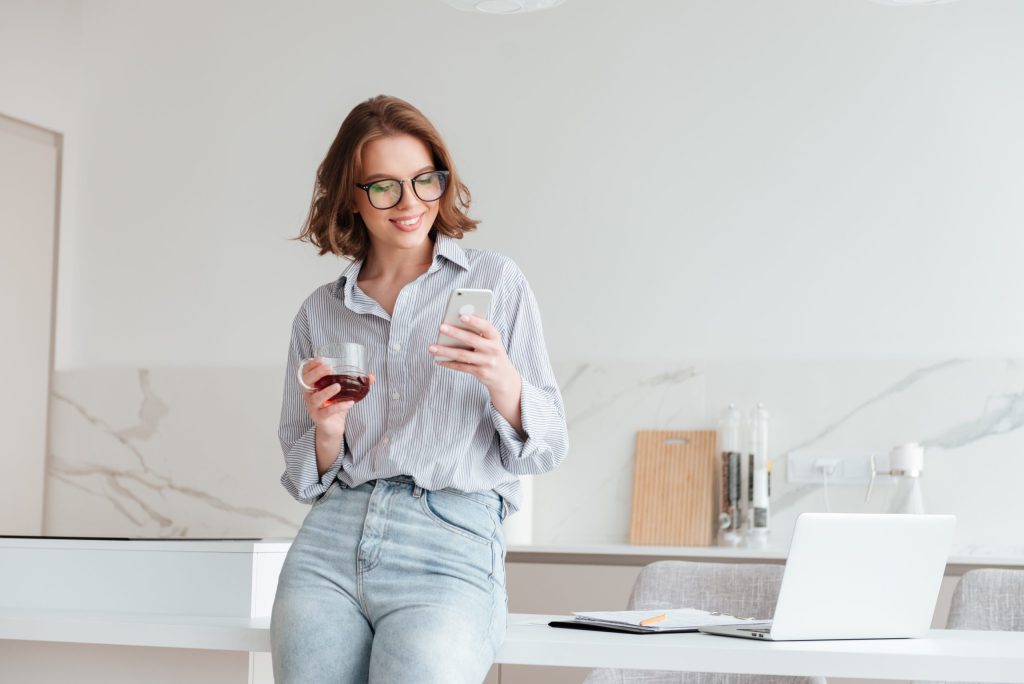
left=271, top=95, right=569, bottom=683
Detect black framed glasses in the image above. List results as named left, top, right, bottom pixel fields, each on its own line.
left=354, top=170, right=450, bottom=210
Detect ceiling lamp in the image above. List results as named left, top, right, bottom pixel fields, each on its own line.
left=443, top=0, right=566, bottom=13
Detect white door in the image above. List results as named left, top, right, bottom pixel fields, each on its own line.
left=0, top=113, right=61, bottom=535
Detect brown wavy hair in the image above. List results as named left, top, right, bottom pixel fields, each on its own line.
left=296, top=95, right=479, bottom=259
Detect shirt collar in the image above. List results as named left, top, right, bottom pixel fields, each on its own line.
left=333, top=233, right=469, bottom=302
left=433, top=233, right=470, bottom=271
left=334, top=257, right=362, bottom=302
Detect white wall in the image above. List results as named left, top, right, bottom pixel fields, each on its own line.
left=0, top=0, right=82, bottom=365
left=0, top=0, right=80, bottom=139
left=50, top=0, right=1024, bottom=369
left=5, top=0, right=1024, bottom=553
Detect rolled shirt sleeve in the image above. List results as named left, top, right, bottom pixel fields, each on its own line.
left=278, top=306, right=346, bottom=503
left=489, top=268, right=569, bottom=475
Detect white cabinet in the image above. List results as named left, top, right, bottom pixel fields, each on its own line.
left=0, top=538, right=286, bottom=683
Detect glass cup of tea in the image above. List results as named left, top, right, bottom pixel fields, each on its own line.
left=296, top=342, right=370, bottom=405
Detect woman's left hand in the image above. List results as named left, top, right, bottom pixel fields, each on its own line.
left=429, top=314, right=520, bottom=397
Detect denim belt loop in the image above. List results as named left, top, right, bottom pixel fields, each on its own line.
left=412, top=485, right=424, bottom=498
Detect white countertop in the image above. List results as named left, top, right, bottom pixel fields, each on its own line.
left=508, top=543, right=788, bottom=560
left=502, top=543, right=1024, bottom=570
left=0, top=537, right=291, bottom=554
left=4, top=610, right=1024, bottom=682
left=503, top=615, right=1024, bottom=682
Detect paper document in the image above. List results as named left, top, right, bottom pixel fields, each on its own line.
left=570, top=608, right=759, bottom=632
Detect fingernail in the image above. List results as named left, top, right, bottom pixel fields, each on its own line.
left=428, top=346, right=437, bottom=353
left=460, top=315, right=470, bottom=322
left=440, top=324, right=449, bottom=332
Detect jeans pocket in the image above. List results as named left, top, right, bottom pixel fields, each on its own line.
left=420, top=490, right=492, bottom=545
left=311, top=480, right=340, bottom=509
left=491, top=534, right=507, bottom=588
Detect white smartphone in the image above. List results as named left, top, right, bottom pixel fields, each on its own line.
left=434, top=288, right=493, bottom=363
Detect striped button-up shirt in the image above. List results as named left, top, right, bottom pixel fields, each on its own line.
left=278, top=234, right=568, bottom=514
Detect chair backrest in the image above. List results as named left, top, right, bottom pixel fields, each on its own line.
left=946, top=568, right=1024, bottom=631
left=912, top=568, right=1024, bottom=684
left=627, top=560, right=786, bottom=619
left=582, top=561, right=825, bottom=684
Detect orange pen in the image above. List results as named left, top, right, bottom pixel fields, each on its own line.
left=639, top=613, right=667, bottom=626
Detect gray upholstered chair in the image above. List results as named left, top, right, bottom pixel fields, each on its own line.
left=945, top=568, right=1024, bottom=631
left=582, top=561, right=826, bottom=684
left=914, top=568, right=1024, bottom=684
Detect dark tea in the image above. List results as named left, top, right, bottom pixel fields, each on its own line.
left=315, top=373, right=370, bottom=404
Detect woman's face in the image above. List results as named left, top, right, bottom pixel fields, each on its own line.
left=354, top=133, right=442, bottom=255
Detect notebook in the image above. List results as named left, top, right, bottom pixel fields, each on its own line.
left=549, top=608, right=760, bottom=634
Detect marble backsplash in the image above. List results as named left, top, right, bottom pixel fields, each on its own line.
left=40, top=359, right=1024, bottom=553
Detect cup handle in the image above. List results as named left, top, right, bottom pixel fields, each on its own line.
left=296, top=358, right=316, bottom=391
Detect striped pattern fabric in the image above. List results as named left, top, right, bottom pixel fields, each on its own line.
left=278, top=234, right=568, bottom=515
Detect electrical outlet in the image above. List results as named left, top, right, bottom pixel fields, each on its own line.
left=786, top=449, right=888, bottom=485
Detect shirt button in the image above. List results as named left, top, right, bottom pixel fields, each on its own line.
left=392, top=391, right=400, bottom=400
left=382, top=435, right=390, bottom=445
left=391, top=343, right=401, bottom=352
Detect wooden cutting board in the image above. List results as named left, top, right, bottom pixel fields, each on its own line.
left=629, top=430, right=717, bottom=546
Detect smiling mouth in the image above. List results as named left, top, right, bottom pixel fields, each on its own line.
left=390, top=214, right=424, bottom=231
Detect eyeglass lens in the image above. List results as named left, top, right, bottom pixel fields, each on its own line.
left=365, top=171, right=447, bottom=210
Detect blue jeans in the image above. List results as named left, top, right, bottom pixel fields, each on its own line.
left=271, top=475, right=508, bottom=683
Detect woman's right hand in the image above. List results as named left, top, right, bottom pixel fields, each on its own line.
left=300, top=358, right=375, bottom=439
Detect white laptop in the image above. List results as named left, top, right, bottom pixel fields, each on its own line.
left=699, top=513, right=956, bottom=641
